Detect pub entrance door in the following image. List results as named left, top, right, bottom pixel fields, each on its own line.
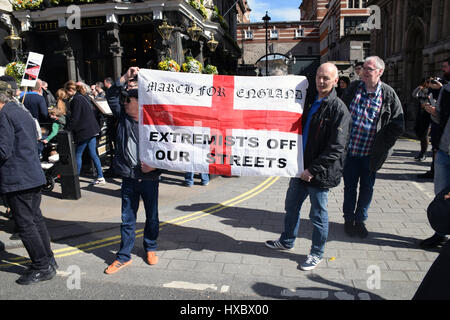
left=120, top=25, right=158, bottom=72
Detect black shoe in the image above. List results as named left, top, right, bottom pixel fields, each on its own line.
left=344, top=220, right=355, bottom=237
left=16, top=265, right=56, bottom=285
left=417, top=171, right=434, bottom=179
left=49, top=257, right=59, bottom=270
left=354, top=222, right=369, bottom=238
left=419, top=234, right=448, bottom=249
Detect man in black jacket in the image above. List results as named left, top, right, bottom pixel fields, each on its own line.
left=340, top=56, right=404, bottom=238
left=0, top=82, right=56, bottom=285
left=266, top=63, right=351, bottom=271
left=104, top=67, right=163, bottom=274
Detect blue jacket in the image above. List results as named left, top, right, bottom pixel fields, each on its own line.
left=22, top=91, right=49, bottom=122
left=0, top=101, right=46, bottom=193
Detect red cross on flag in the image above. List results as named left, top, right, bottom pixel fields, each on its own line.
left=138, top=69, right=308, bottom=177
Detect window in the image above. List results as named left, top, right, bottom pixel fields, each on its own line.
left=295, top=28, right=304, bottom=38
left=244, top=30, right=253, bottom=39
left=344, top=16, right=369, bottom=34
left=270, top=29, right=279, bottom=39
left=363, top=43, right=370, bottom=59
left=348, top=0, right=360, bottom=8
left=362, top=0, right=368, bottom=8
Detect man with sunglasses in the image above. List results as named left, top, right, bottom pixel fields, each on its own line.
left=340, top=56, right=404, bottom=238
left=104, top=67, right=163, bottom=274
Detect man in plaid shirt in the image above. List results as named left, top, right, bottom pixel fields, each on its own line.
left=341, top=56, right=404, bottom=238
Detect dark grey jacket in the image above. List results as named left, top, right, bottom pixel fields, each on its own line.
left=0, top=101, right=46, bottom=193
left=111, top=80, right=162, bottom=181
left=341, top=81, right=405, bottom=172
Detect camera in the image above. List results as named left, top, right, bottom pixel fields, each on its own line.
left=431, top=79, right=438, bottom=85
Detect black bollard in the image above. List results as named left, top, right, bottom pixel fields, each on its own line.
left=56, top=131, right=81, bottom=200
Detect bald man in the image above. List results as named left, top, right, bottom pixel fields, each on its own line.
left=266, top=63, right=351, bottom=271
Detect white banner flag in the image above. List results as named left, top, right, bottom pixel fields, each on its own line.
left=138, top=69, right=308, bottom=177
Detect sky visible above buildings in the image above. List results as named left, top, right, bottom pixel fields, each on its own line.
left=247, top=0, right=302, bottom=22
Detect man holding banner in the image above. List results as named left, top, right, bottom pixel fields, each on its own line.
left=265, top=63, right=351, bottom=271
left=104, top=67, right=163, bottom=274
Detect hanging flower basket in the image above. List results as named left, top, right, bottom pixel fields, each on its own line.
left=182, top=56, right=203, bottom=74
left=5, top=61, right=25, bottom=85
left=203, top=64, right=218, bottom=75
left=11, top=0, right=43, bottom=10
left=158, top=58, right=181, bottom=72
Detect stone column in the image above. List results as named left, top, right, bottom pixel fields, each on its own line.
left=63, top=49, right=77, bottom=81
left=59, top=31, right=77, bottom=81
left=442, top=0, right=450, bottom=38
left=394, top=0, right=403, bottom=54
left=107, top=26, right=122, bottom=79
left=429, top=0, right=440, bottom=43
left=196, top=40, right=204, bottom=65
left=172, top=30, right=183, bottom=65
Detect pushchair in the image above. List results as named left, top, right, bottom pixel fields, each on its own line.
left=40, top=141, right=60, bottom=192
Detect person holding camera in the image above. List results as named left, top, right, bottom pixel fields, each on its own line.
left=412, top=77, right=433, bottom=162
left=420, top=57, right=450, bottom=248
left=104, top=67, right=163, bottom=274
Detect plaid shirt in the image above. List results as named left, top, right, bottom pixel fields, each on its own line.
left=348, top=82, right=383, bottom=156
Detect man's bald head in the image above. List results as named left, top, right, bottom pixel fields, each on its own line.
left=316, top=62, right=339, bottom=99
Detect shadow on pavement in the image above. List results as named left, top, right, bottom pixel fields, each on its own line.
left=252, top=274, right=385, bottom=300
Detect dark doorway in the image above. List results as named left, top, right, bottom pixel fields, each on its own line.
left=120, top=26, right=158, bottom=72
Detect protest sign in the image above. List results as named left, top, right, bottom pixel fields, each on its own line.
left=138, top=69, right=308, bottom=177
left=21, top=52, right=44, bottom=88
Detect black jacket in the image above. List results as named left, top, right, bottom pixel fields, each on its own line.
left=341, top=81, right=405, bottom=172
left=301, top=88, right=351, bottom=189
left=0, top=101, right=45, bottom=193
left=66, top=92, right=101, bottom=143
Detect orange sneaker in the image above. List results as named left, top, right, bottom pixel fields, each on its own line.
left=104, top=259, right=132, bottom=274
left=146, top=251, right=159, bottom=265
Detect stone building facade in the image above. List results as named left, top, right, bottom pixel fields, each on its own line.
left=237, top=1, right=321, bottom=76
left=5, top=0, right=242, bottom=90
left=368, top=0, right=450, bottom=132
left=319, top=0, right=370, bottom=68
left=0, top=0, right=14, bottom=73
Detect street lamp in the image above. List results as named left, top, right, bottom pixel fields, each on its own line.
left=5, top=30, right=22, bottom=61
left=262, top=11, right=271, bottom=76
left=207, top=33, right=219, bottom=52
left=187, top=19, right=203, bottom=42
left=157, top=19, right=174, bottom=41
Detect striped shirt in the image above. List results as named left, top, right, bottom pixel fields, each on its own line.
left=348, top=82, right=383, bottom=156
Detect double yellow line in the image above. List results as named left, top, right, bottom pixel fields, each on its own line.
left=0, top=176, right=280, bottom=268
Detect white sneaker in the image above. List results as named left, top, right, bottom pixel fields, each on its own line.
left=91, top=177, right=106, bottom=185
left=300, top=254, right=322, bottom=271
left=41, top=162, right=54, bottom=170
left=48, top=154, right=59, bottom=163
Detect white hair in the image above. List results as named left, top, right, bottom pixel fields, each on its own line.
left=365, top=56, right=385, bottom=70
left=270, top=69, right=287, bottom=76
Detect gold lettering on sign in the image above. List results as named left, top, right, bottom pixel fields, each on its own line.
left=119, top=14, right=153, bottom=24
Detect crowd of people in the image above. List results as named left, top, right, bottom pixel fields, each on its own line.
left=0, top=56, right=449, bottom=298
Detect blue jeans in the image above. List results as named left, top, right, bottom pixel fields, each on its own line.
left=343, top=155, right=376, bottom=223
left=75, top=136, right=103, bottom=178
left=116, top=177, right=159, bottom=263
left=185, top=172, right=209, bottom=186
left=279, top=178, right=329, bottom=259
left=434, top=150, right=450, bottom=195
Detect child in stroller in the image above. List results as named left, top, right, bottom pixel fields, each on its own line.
left=40, top=107, right=66, bottom=191
left=41, top=141, right=59, bottom=192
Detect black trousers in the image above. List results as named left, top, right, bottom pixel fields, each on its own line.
left=6, top=187, right=54, bottom=271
